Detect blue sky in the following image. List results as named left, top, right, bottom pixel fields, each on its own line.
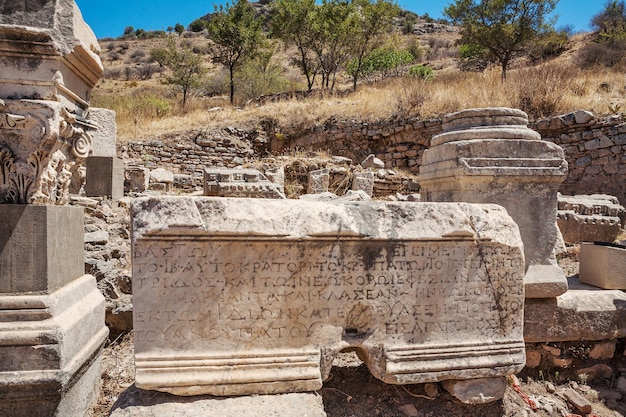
left=76, top=0, right=602, bottom=39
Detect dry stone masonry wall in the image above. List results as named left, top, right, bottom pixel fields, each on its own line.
left=532, top=111, right=626, bottom=206
left=118, top=111, right=626, bottom=205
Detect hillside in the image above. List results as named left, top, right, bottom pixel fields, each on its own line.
left=91, top=9, right=625, bottom=143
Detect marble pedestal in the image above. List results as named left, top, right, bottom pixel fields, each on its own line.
left=0, top=204, right=108, bottom=417
left=419, top=108, right=569, bottom=299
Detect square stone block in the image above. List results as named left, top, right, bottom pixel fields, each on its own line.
left=86, top=156, right=124, bottom=200
left=87, top=108, right=117, bottom=157
left=579, top=242, right=626, bottom=289
left=132, top=197, right=526, bottom=396
left=0, top=204, right=84, bottom=293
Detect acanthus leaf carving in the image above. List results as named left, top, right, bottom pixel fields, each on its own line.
left=0, top=100, right=91, bottom=205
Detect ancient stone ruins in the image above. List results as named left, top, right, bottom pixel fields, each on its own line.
left=1, top=2, right=626, bottom=417
left=0, top=1, right=110, bottom=416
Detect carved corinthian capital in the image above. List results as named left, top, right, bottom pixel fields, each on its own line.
left=0, top=100, right=92, bottom=205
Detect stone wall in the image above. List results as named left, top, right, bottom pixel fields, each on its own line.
left=117, top=111, right=626, bottom=203
left=117, top=128, right=265, bottom=177
left=286, top=117, right=442, bottom=172
left=531, top=112, right=626, bottom=206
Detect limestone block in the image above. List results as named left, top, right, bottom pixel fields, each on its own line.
left=524, top=277, right=626, bottom=342
left=307, top=168, right=329, bottom=194
left=0, top=204, right=84, bottom=293
left=0, top=100, right=92, bottom=205
left=85, top=156, right=124, bottom=200
left=110, top=389, right=326, bottom=417
left=442, top=377, right=507, bottom=404
left=204, top=168, right=286, bottom=199
left=579, top=242, right=626, bottom=289
left=361, top=154, right=385, bottom=169
left=351, top=171, right=374, bottom=196
left=131, top=197, right=526, bottom=396
left=0, top=274, right=108, bottom=417
left=125, top=165, right=150, bottom=193
left=419, top=108, right=568, bottom=299
left=264, top=166, right=285, bottom=196
left=557, top=194, right=625, bottom=244
left=558, top=212, right=621, bottom=244
left=0, top=0, right=103, bottom=116
left=87, top=108, right=117, bottom=157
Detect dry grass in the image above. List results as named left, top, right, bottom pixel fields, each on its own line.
left=93, top=45, right=626, bottom=143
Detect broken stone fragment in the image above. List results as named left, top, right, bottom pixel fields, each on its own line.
left=442, top=377, right=507, bottom=404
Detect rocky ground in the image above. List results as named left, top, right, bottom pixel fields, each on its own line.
left=91, top=332, right=626, bottom=417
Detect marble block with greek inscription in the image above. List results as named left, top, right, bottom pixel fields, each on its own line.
left=131, top=197, right=526, bottom=396
left=307, top=168, right=329, bottom=194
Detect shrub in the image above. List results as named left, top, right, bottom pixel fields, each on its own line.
left=577, top=40, right=626, bottom=69
left=234, top=57, right=290, bottom=103
left=425, top=37, right=456, bottom=60
left=347, top=48, right=415, bottom=82
left=408, top=64, right=434, bottom=81
left=189, top=19, right=208, bottom=32
left=405, top=37, right=425, bottom=61
left=129, top=49, right=146, bottom=62
left=528, top=29, right=570, bottom=62
left=459, top=43, right=489, bottom=71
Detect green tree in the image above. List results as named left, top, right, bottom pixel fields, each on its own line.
left=174, top=23, right=185, bottom=35
left=347, top=47, right=413, bottom=82
left=270, top=0, right=319, bottom=92
left=206, top=0, right=264, bottom=104
left=592, top=0, right=626, bottom=45
left=150, top=37, right=206, bottom=110
left=189, top=19, right=208, bottom=32
left=123, top=26, right=135, bottom=37
left=310, top=0, right=355, bottom=91
left=444, top=0, right=558, bottom=79
left=346, top=0, right=400, bottom=91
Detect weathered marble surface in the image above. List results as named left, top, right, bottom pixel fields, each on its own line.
left=557, top=194, right=625, bottom=244
left=131, top=197, right=526, bottom=396
left=0, top=274, right=108, bottom=417
left=0, top=100, right=92, bottom=204
left=204, top=168, right=286, bottom=199
left=579, top=243, right=626, bottom=290
left=0, top=0, right=103, bottom=115
left=524, top=277, right=626, bottom=342
left=419, top=107, right=569, bottom=299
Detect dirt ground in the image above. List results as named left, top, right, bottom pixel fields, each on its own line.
left=91, top=331, right=626, bottom=417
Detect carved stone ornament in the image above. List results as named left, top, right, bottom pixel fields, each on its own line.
left=0, top=99, right=92, bottom=205
left=0, top=0, right=103, bottom=116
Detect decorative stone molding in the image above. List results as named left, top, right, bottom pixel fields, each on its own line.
left=0, top=100, right=92, bottom=204
left=0, top=0, right=103, bottom=116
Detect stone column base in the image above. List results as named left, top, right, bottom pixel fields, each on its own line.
left=0, top=274, right=108, bottom=417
